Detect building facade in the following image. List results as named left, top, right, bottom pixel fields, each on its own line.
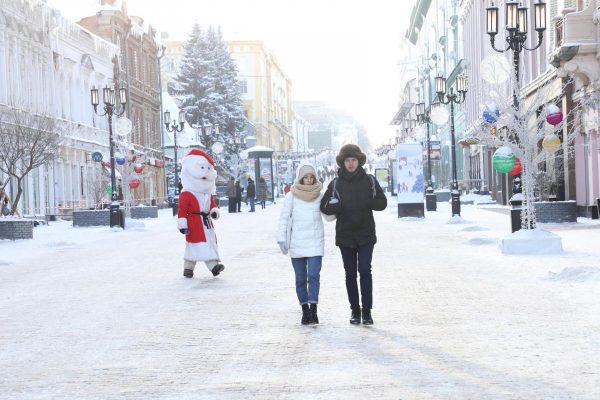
left=78, top=0, right=165, bottom=205
left=227, top=40, right=293, bottom=151
left=0, top=0, right=118, bottom=216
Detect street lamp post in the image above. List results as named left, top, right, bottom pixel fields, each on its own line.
left=164, top=110, right=185, bottom=215
left=91, top=85, right=127, bottom=228
left=415, top=102, right=438, bottom=211
left=485, top=0, right=547, bottom=200
left=435, top=74, right=468, bottom=217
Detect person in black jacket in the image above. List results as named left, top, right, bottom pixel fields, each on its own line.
left=246, top=178, right=256, bottom=212
left=320, top=144, right=387, bottom=325
left=235, top=181, right=244, bottom=212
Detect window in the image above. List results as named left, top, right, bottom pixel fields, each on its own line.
left=239, top=80, right=247, bottom=94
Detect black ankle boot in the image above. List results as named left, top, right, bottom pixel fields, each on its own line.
left=349, top=307, right=361, bottom=324
left=301, top=304, right=311, bottom=325
left=309, top=304, right=319, bottom=324
left=362, top=308, right=373, bottom=325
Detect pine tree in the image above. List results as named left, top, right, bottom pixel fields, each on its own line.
left=174, top=24, right=246, bottom=177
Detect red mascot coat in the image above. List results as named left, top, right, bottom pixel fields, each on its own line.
left=178, top=191, right=218, bottom=244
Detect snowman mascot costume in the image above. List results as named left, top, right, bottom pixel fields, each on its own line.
left=177, top=149, right=225, bottom=278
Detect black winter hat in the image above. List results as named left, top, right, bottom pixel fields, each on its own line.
left=336, top=144, right=367, bottom=168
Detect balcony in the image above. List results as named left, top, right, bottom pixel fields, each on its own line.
left=548, top=2, right=599, bottom=87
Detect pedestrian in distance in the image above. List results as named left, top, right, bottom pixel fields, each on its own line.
left=226, top=177, right=236, bottom=213
left=277, top=163, right=325, bottom=325
left=257, top=177, right=268, bottom=209
left=235, top=180, right=243, bottom=212
left=246, top=178, right=256, bottom=212
left=320, top=144, right=387, bottom=325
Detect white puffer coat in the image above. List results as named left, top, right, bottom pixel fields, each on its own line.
left=277, top=191, right=325, bottom=258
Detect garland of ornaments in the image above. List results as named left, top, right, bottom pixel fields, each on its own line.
left=491, top=103, right=564, bottom=174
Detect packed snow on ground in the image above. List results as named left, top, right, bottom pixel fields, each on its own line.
left=1, top=198, right=599, bottom=399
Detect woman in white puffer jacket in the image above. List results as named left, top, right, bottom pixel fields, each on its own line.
left=277, top=163, right=325, bottom=325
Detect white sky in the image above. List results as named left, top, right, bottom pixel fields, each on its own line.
left=48, top=0, right=412, bottom=146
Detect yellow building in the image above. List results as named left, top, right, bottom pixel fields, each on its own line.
left=227, top=41, right=293, bottom=151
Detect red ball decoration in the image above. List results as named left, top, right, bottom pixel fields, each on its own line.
left=128, top=179, right=141, bottom=189
left=546, top=104, right=563, bottom=126
left=133, top=163, right=144, bottom=174
left=508, top=158, right=522, bottom=176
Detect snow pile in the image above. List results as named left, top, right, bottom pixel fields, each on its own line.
left=546, top=267, right=600, bottom=283
left=500, top=228, right=563, bottom=254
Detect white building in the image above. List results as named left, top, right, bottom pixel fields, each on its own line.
left=0, top=0, right=117, bottom=216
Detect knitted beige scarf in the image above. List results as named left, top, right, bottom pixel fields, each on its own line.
left=291, top=182, right=322, bottom=202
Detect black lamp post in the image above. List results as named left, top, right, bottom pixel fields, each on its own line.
left=91, top=85, right=127, bottom=228
left=164, top=110, right=185, bottom=215
left=415, top=101, right=438, bottom=211
left=435, top=74, right=468, bottom=217
left=486, top=0, right=547, bottom=200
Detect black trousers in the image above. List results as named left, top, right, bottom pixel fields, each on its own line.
left=339, top=243, right=375, bottom=309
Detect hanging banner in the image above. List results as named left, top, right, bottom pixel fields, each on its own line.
left=396, top=144, right=424, bottom=204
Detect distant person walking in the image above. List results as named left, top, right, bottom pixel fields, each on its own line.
left=246, top=178, right=256, bottom=212
left=235, top=180, right=243, bottom=212
left=226, top=177, right=236, bottom=213
left=320, top=144, right=387, bottom=325
left=277, top=163, right=324, bottom=325
left=256, top=177, right=268, bottom=209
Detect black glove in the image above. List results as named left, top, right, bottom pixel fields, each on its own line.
left=179, top=228, right=188, bottom=234
left=210, top=211, right=218, bottom=219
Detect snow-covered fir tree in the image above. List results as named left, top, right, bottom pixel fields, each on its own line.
left=173, top=24, right=246, bottom=177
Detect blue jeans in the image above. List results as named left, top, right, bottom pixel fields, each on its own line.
left=249, top=197, right=255, bottom=211
left=291, top=256, right=322, bottom=304
left=339, top=243, right=374, bottom=309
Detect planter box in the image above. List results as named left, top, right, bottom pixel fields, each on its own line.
left=534, top=200, right=577, bottom=223
left=0, top=219, right=34, bottom=240
left=130, top=206, right=158, bottom=219
left=73, top=209, right=109, bottom=227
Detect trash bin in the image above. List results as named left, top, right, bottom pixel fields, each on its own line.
left=151, top=199, right=156, bottom=206
left=509, top=199, right=522, bottom=233
left=425, top=193, right=437, bottom=211
left=110, top=204, right=125, bottom=229
left=172, top=196, right=179, bottom=216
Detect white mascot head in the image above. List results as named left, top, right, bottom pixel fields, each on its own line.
left=180, top=149, right=217, bottom=195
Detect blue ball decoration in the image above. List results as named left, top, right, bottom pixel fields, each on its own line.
left=115, top=154, right=126, bottom=165
left=483, top=109, right=500, bottom=124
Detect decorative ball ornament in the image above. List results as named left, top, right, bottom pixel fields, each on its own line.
left=482, top=104, right=500, bottom=124
left=542, top=133, right=561, bottom=153
left=128, top=179, right=141, bottom=189
left=546, top=104, right=563, bottom=126
left=508, top=158, right=522, bottom=177
left=133, top=163, right=144, bottom=174
left=115, top=153, right=126, bottom=165
left=492, top=146, right=516, bottom=173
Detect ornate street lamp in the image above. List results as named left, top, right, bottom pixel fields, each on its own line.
left=436, top=74, right=468, bottom=217
left=416, top=101, right=438, bottom=211
left=164, top=109, right=185, bottom=215
left=91, top=85, right=127, bottom=228
left=485, top=0, right=547, bottom=222
left=486, top=0, right=546, bottom=108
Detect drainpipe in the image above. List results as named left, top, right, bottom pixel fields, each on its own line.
left=124, top=19, right=132, bottom=118
left=157, top=44, right=167, bottom=203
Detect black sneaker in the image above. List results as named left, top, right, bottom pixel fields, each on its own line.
left=211, top=264, right=225, bottom=276
left=183, top=269, right=193, bottom=278
left=349, top=307, right=361, bottom=325
left=362, top=308, right=373, bottom=325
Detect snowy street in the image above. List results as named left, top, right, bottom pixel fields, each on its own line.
left=1, top=199, right=599, bottom=399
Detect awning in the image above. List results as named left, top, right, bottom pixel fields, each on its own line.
left=389, top=102, right=414, bottom=125
left=103, top=166, right=122, bottom=179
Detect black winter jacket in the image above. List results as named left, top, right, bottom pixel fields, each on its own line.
left=246, top=181, right=256, bottom=198
left=320, top=167, right=387, bottom=247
